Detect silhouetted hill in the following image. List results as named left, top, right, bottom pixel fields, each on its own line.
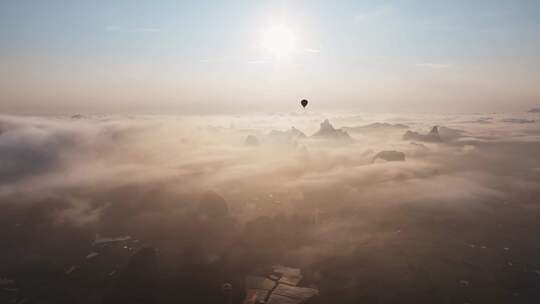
left=312, top=120, right=352, bottom=141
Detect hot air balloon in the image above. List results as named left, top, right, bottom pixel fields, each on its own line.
left=301, top=99, right=308, bottom=108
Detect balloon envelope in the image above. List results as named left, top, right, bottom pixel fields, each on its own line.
left=301, top=99, right=308, bottom=108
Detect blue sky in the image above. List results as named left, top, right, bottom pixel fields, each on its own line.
left=1, top=0, right=540, bottom=114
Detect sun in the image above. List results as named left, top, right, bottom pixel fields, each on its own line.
left=261, top=25, right=296, bottom=58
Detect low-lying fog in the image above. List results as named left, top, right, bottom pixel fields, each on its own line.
left=1, top=112, right=540, bottom=303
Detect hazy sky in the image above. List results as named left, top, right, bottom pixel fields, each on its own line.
left=1, top=0, right=540, bottom=114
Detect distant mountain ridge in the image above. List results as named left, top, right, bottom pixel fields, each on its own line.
left=342, top=122, right=409, bottom=133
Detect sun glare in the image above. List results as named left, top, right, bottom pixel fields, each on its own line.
left=261, top=25, right=296, bottom=58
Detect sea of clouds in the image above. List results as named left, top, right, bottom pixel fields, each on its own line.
left=1, top=112, right=540, bottom=302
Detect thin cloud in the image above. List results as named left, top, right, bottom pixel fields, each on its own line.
left=133, top=27, right=160, bottom=33
left=246, top=60, right=268, bottom=64
left=415, top=63, right=454, bottom=69
left=355, top=4, right=395, bottom=22
left=104, top=25, right=121, bottom=32
left=104, top=26, right=161, bottom=33
left=304, top=48, right=321, bottom=53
